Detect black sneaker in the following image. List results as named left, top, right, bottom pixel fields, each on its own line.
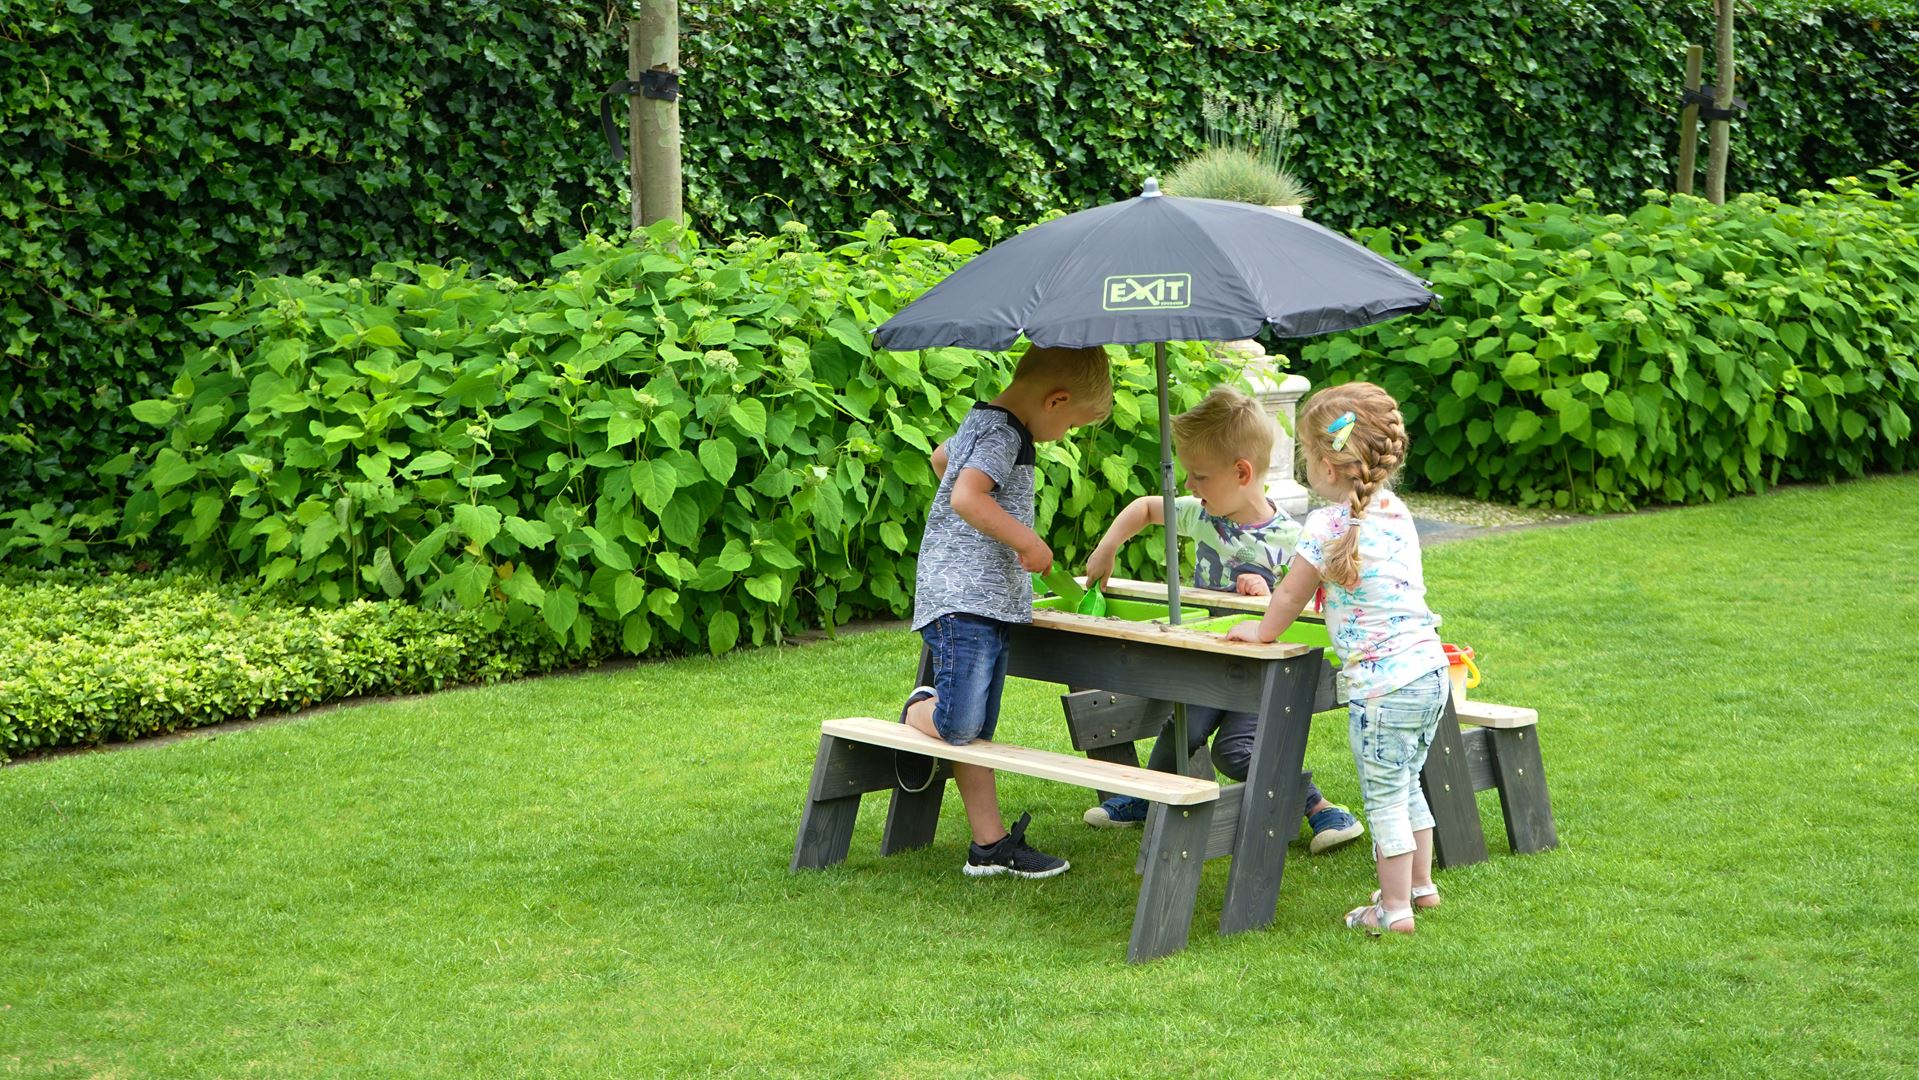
left=895, top=686, right=939, bottom=793
left=964, top=812, right=1070, bottom=879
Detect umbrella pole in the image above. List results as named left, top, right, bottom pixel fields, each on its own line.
left=1155, top=341, right=1192, bottom=776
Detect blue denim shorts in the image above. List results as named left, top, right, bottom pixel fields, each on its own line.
left=921, top=613, right=1012, bottom=745
left=1348, top=666, right=1448, bottom=858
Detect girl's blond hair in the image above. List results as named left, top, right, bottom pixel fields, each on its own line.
left=1172, top=384, right=1274, bottom=472
left=1296, top=381, right=1409, bottom=589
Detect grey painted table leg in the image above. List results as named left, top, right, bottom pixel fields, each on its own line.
left=793, top=734, right=883, bottom=870
left=1219, top=653, right=1318, bottom=936
left=1128, top=800, right=1215, bottom=963
left=882, top=765, right=949, bottom=854
left=1487, top=726, right=1558, bottom=854
left=1422, top=696, right=1490, bottom=868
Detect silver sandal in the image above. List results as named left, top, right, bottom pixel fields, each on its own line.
left=1345, top=902, right=1416, bottom=936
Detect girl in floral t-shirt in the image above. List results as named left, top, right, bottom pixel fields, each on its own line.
left=1227, top=381, right=1449, bottom=936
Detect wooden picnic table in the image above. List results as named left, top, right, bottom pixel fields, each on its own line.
left=799, top=578, right=1550, bottom=961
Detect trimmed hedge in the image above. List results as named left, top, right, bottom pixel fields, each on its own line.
left=8, top=1, right=1919, bottom=505
left=0, top=568, right=585, bottom=759
left=2, top=0, right=627, bottom=506
left=60, top=218, right=1245, bottom=658
left=1299, top=173, right=1919, bottom=510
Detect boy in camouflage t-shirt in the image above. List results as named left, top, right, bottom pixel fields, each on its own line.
left=1080, top=386, right=1366, bottom=852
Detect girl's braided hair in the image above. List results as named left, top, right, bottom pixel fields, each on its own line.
left=1296, top=381, right=1409, bottom=589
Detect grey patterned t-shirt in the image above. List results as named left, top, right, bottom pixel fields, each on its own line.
left=911, top=404, right=1036, bottom=631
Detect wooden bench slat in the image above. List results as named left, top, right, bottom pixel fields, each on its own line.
left=1454, top=700, right=1539, bottom=730
left=819, top=718, right=1220, bottom=805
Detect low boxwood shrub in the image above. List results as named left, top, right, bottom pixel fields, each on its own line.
left=1300, top=171, right=1919, bottom=510
left=79, top=216, right=1243, bottom=657
left=0, top=568, right=584, bottom=759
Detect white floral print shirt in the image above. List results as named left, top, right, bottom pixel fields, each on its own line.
left=1294, top=489, right=1447, bottom=700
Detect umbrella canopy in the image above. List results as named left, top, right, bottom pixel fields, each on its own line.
left=873, top=180, right=1435, bottom=352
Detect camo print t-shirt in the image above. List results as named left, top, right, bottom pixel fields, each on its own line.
left=911, top=404, right=1036, bottom=631
left=1172, top=491, right=1304, bottom=592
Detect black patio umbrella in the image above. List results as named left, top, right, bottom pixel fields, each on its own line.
left=875, top=180, right=1436, bottom=767
left=875, top=179, right=1434, bottom=353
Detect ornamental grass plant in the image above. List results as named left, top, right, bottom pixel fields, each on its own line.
left=1163, top=91, right=1312, bottom=208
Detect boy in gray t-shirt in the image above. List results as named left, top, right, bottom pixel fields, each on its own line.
left=897, top=345, right=1112, bottom=880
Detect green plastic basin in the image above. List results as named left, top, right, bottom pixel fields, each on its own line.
left=1185, top=612, right=1340, bottom=663
left=1033, top=595, right=1209, bottom=623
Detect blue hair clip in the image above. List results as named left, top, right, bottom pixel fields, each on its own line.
left=1326, top=411, right=1356, bottom=452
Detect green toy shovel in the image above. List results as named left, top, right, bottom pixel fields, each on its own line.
left=1038, top=565, right=1108, bottom=616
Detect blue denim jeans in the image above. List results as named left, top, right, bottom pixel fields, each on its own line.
left=920, top=613, right=1012, bottom=745
left=1348, top=667, right=1448, bottom=858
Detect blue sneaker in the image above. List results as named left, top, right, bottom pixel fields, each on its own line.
left=1307, top=803, right=1364, bottom=854
left=1083, top=794, right=1149, bottom=829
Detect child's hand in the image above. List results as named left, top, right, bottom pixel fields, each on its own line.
left=1225, top=622, right=1273, bottom=645
left=1017, top=537, right=1053, bottom=575
left=1083, top=546, right=1116, bottom=591
left=1234, top=572, right=1271, bottom=597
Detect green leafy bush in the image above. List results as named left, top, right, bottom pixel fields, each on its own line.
left=9, top=1, right=1917, bottom=506
left=1300, top=173, right=1919, bottom=510
left=82, top=218, right=1241, bottom=656
left=0, top=568, right=582, bottom=759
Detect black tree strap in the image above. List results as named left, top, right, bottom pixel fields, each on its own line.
left=599, top=71, right=682, bottom=159
left=1681, top=85, right=1749, bottom=123
left=601, top=80, right=645, bottom=159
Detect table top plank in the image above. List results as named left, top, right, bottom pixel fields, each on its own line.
left=1028, top=608, right=1314, bottom=659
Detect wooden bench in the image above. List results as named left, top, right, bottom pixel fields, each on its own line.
left=1448, top=700, right=1557, bottom=855
left=792, top=717, right=1225, bottom=963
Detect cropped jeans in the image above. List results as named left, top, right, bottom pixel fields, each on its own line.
left=1347, top=666, right=1448, bottom=858
left=920, top=613, right=1011, bottom=744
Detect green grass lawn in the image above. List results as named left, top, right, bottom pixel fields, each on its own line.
left=4, top=475, right=1917, bottom=1078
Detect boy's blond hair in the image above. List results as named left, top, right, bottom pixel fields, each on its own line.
left=1013, top=345, right=1113, bottom=419
left=1172, top=384, right=1274, bottom=472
